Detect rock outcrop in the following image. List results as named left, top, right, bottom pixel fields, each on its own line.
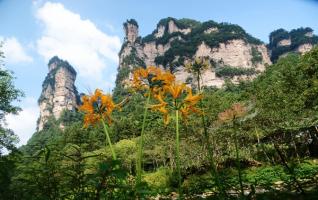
left=277, top=38, right=291, bottom=47
left=37, top=56, right=79, bottom=131
left=268, top=27, right=318, bottom=62
left=116, top=18, right=271, bottom=90
left=124, top=19, right=139, bottom=43
left=297, top=43, right=313, bottom=54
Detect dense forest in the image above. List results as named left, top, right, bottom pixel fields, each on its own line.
left=1, top=43, right=318, bottom=200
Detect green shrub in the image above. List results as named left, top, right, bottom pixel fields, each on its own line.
left=114, top=139, right=137, bottom=172
left=143, top=167, right=172, bottom=193
left=182, top=173, right=213, bottom=194
left=244, top=166, right=287, bottom=188
left=294, top=161, right=318, bottom=179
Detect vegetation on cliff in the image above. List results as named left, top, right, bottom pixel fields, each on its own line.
left=269, top=27, right=318, bottom=62
left=141, top=18, right=264, bottom=69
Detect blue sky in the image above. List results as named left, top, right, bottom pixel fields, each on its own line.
left=1, top=0, right=317, bottom=146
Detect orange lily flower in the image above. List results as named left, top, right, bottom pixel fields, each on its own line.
left=150, top=92, right=170, bottom=124
left=165, top=83, right=187, bottom=99
left=150, top=82, right=202, bottom=124
left=131, top=66, right=175, bottom=94
left=184, top=88, right=203, bottom=106
left=79, top=89, right=118, bottom=127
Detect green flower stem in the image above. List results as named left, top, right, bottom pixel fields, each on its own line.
left=197, top=73, right=225, bottom=197
left=200, top=111, right=225, bottom=196
left=175, top=109, right=182, bottom=198
left=101, top=118, right=117, bottom=160
left=233, top=122, right=244, bottom=197
left=136, top=93, right=151, bottom=186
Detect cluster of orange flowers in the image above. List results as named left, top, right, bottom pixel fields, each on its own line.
left=151, top=83, right=202, bottom=124
left=78, top=66, right=203, bottom=127
left=131, top=66, right=175, bottom=94
left=79, top=89, right=118, bottom=127
left=132, top=66, right=203, bottom=124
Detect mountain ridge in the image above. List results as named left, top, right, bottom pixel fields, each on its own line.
left=114, top=18, right=317, bottom=97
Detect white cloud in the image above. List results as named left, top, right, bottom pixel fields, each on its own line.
left=6, top=97, right=39, bottom=146
left=35, top=2, right=121, bottom=80
left=1, top=37, right=33, bottom=64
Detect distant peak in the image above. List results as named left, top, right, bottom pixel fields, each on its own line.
left=48, top=56, right=62, bottom=66
left=47, top=56, right=76, bottom=75
left=124, top=19, right=138, bottom=28
left=123, top=19, right=139, bottom=43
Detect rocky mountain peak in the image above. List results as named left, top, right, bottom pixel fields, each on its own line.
left=37, top=56, right=79, bottom=131
left=114, top=18, right=271, bottom=93
left=124, top=19, right=139, bottom=43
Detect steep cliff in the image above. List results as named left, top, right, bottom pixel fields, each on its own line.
left=268, top=27, right=318, bottom=62
left=37, top=56, right=79, bottom=131
left=115, top=18, right=271, bottom=93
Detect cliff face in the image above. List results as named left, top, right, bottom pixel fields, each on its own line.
left=37, top=56, right=79, bottom=131
left=268, top=27, right=318, bottom=62
left=116, top=18, right=271, bottom=90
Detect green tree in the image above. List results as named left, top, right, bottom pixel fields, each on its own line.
left=0, top=42, right=23, bottom=154
left=0, top=42, right=24, bottom=199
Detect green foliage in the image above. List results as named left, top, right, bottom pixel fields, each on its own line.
left=112, top=67, right=131, bottom=101
left=142, top=34, right=156, bottom=43
left=215, top=66, right=257, bottom=78
left=269, top=27, right=318, bottom=62
left=298, top=46, right=318, bottom=107
left=0, top=69, right=23, bottom=118
left=244, top=161, right=318, bottom=188
left=59, top=109, right=83, bottom=126
left=155, top=32, right=184, bottom=45
left=251, top=46, right=263, bottom=64
left=251, top=49, right=318, bottom=131
left=182, top=173, right=213, bottom=194
left=0, top=128, right=19, bottom=155
left=244, top=166, right=287, bottom=187
left=0, top=152, right=20, bottom=199
left=156, top=17, right=198, bottom=30
left=143, top=167, right=172, bottom=193
left=89, top=160, right=133, bottom=199
left=113, top=48, right=145, bottom=100
left=122, top=47, right=145, bottom=67
left=118, top=41, right=128, bottom=55
left=290, top=27, right=318, bottom=49
left=177, top=18, right=201, bottom=28
left=21, top=117, right=62, bottom=155
left=0, top=44, right=23, bottom=155
left=114, top=139, right=137, bottom=172
left=269, top=28, right=290, bottom=46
